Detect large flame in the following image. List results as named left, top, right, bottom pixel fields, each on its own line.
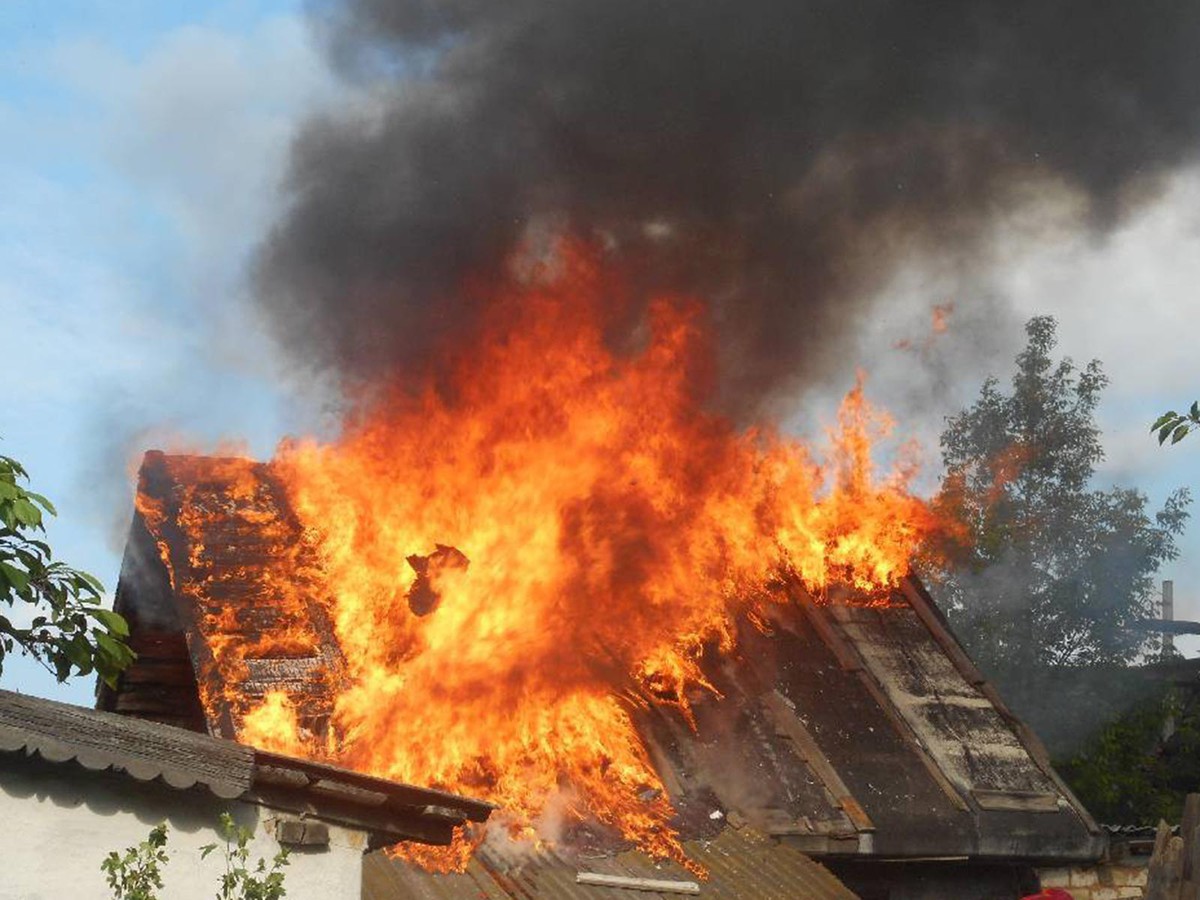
left=196, top=242, right=939, bottom=868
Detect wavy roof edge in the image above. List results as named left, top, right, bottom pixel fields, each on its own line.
left=0, top=688, right=492, bottom=847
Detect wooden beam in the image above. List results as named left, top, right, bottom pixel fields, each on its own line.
left=971, top=789, right=1060, bottom=813
left=790, top=584, right=862, bottom=672
left=899, top=577, right=987, bottom=686
left=575, top=873, right=700, bottom=895
left=762, top=690, right=875, bottom=833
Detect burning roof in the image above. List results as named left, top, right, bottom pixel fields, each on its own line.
left=102, top=450, right=1103, bottom=876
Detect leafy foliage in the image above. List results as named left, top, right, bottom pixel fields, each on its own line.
left=1152, top=403, right=1200, bottom=446
left=101, top=823, right=169, bottom=900
left=202, top=812, right=290, bottom=900
left=0, top=451, right=133, bottom=685
left=103, top=815, right=290, bottom=900
left=922, top=316, right=1190, bottom=674
left=1059, top=685, right=1200, bottom=824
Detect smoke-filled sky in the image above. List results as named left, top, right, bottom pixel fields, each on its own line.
left=2, top=0, right=1199, bottom=702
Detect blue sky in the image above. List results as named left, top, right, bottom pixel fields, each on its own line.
left=0, top=0, right=333, bottom=701
left=1, top=2, right=1199, bottom=705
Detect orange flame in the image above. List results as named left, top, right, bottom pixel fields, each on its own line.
left=162, top=241, right=946, bottom=869
left=894, top=301, right=955, bottom=352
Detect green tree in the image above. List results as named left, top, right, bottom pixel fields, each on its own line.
left=1059, top=684, right=1200, bottom=824
left=923, top=316, right=1190, bottom=680
left=0, top=450, right=133, bottom=684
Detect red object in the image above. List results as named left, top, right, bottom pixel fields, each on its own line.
left=1021, top=891, right=1074, bottom=900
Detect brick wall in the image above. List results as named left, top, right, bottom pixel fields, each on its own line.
left=1037, top=863, right=1148, bottom=900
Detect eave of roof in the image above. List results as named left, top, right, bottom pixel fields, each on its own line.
left=0, top=688, right=492, bottom=847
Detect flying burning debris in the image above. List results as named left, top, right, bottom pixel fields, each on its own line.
left=143, top=241, right=947, bottom=870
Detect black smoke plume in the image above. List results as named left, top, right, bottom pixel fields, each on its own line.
left=256, top=0, right=1200, bottom=408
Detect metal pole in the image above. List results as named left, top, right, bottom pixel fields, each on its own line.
left=1163, top=579, right=1175, bottom=657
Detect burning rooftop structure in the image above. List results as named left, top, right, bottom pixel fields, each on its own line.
left=100, top=244, right=1104, bottom=897
left=92, top=0, right=1200, bottom=894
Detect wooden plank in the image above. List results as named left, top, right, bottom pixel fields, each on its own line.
left=310, top=779, right=390, bottom=807
left=114, top=692, right=197, bottom=714
left=1183, top=794, right=1200, bottom=882
left=635, top=723, right=685, bottom=800
left=255, top=764, right=311, bottom=789
left=249, top=786, right=458, bottom=847
left=117, top=666, right=199, bottom=687
left=253, top=750, right=495, bottom=822
left=899, top=577, right=987, bottom=686
left=971, top=789, right=1060, bottom=813
left=576, top=872, right=700, bottom=894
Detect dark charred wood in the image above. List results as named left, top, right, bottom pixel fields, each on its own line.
left=405, top=544, right=469, bottom=617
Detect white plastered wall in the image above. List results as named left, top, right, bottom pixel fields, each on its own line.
left=0, top=756, right=366, bottom=900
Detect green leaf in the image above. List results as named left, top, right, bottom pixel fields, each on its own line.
left=10, top=498, right=42, bottom=528
left=1152, top=412, right=1178, bottom=432
left=23, top=491, right=55, bottom=516
left=94, top=629, right=126, bottom=660
left=92, top=608, right=130, bottom=637
left=0, top=561, right=28, bottom=593
left=1172, top=423, right=1191, bottom=444
left=76, top=569, right=104, bottom=593
left=64, top=636, right=92, bottom=671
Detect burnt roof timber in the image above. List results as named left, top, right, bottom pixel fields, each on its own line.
left=761, top=690, right=875, bottom=834
left=253, top=749, right=494, bottom=823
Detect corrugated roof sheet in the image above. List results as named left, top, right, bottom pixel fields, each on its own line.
left=363, top=826, right=858, bottom=900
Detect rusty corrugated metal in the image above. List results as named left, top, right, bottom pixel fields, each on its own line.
left=363, top=826, right=859, bottom=899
